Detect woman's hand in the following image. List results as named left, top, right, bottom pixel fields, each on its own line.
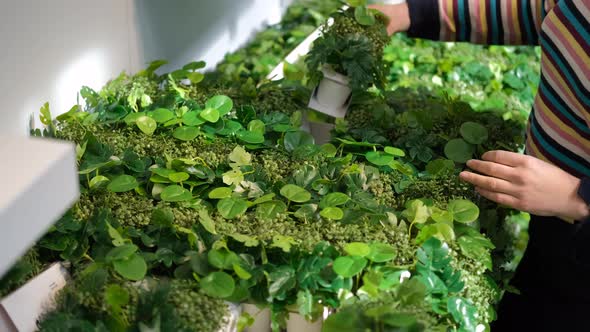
left=459, top=150, right=590, bottom=222
left=368, top=3, right=411, bottom=35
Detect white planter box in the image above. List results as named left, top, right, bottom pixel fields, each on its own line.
left=0, top=262, right=70, bottom=332
left=286, top=312, right=323, bottom=332
left=241, top=303, right=271, bottom=332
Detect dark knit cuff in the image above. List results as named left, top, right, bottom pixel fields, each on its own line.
left=406, top=0, right=441, bottom=40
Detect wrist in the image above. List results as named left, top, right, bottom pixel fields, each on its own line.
left=368, top=3, right=410, bottom=34
left=563, top=178, right=590, bottom=222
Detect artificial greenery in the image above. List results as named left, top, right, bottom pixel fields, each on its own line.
left=306, top=4, right=390, bottom=92
left=0, top=1, right=541, bottom=331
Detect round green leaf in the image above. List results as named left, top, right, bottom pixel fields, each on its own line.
left=333, top=256, right=367, bottom=278
left=160, top=185, right=192, bottom=202
left=182, top=111, right=205, bottom=126
left=320, top=192, right=350, bottom=208
left=444, top=139, right=475, bottom=163
left=425, top=159, right=455, bottom=176
left=384, top=146, right=406, bottom=157
left=149, top=108, right=175, bottom=123
left=284, top=131, right=315, bottom=152
left=460, top=122, right=489, bottom=145
left=320, top=207, right=344, bottom=220
left=355, top=6, right=376, bottom=26
left=200, top=108, right=220, bottom=123
left=136, top=116, right=157, bottom=136
left=217, top=120, right=243, bottom=136
left=187, top=72, right=204, bottom=84
left=367, top=243, right=397, bottom=263
left=237, top=130, right=265, bottom=144
left=207, top=249, right=240, bottom=270
left=169, top=172, right=189, bottom=183
left=113, top=253, right=147, bottom=281
left=201, top=271, right=235, bottom=298
left=431, top=209, right=454, bottom=224
left=106, top=244, right=138, bottom=262
left=344, top=242, right=370, bottom=257
left=105, top=284, right=129, bottom=308
left=280, top=184, right=311, bottom=203
left=366, top=151, right=394, bottom=166
left=124, top=112, right=144, bottom=125
left=173, top=126, right=200, bottom=141
left=448, top=200, right=480, bottom=223
left=217, top=198, right=248, bottom=219
left=255, top=201, right=288, bottom=220
left=107, top=175, right=139, bottom=193
left=247, top=120, right=266, bottom=134
left=89, top=175, right=109, bottom=189
left=206, top=95, right=233, bottom=115
left=209, top=187, right=233, bottom=199
left=321, top=144, right=338, bottom=157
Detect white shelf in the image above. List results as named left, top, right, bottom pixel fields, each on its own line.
left=0, top=136, right=79, bottom=278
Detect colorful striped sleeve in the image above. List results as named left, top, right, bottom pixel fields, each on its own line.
left=406, top=0, right=560, bottom=45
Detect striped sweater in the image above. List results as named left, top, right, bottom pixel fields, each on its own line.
left=406, top=0, right=590, bottom=179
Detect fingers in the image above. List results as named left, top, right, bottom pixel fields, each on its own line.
left=465, top=159, right=517, bottom=182
left=481, top=151, right=527, bottom=167
left=475, top=187, right=521, bottom=209
left=459, top=171, right=516, bottom=195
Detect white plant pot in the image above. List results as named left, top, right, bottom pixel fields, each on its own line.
left=241, top=303, right=271, bottom=332
left=286, top=312, right=323, bottom=332
left=308, top=66, right=352, bottom=118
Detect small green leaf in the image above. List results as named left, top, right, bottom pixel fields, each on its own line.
left=107, top=175, right=139, bottom=193
left=124, top=112, right=144, bottom=125
left=280, top=184, right=311, bottom=203
left=206, top=95, right=233, bottom=115
left=448, top=200, right=480, bottom=223
left=173, top=126, right=200, bottom=141
left=183, top=61, right=206, bottom=71
left=149, top=108, right=175, bottom=123
left=237, top=130, right=265, bottom=144
left=200, top=108, right=220, bottom=123
left=460, top=122, right=489, bottom=145
left=160, top=185, right=192, bottom=202
left=169, top=172, right=189, bottom=183
left=444, top=139, right=475, bottom=163
left=367, top=243, right=397, bottom=263
left=320, top=207, right=344, bottom=220
left=217, top=120, right=242, bottom=136
left=319, top=192, right=350, bottom=208
left=431, top=209, right=454, bottom=224
left=384, top=146, right=406, bottom=157
left=255, top=201, right=288, bottom=220
left=89, top=175, right=109, bottom=189
left=333, top=256, right=367, bottom=278
left=344, top=242, right=370, bottom=257
left=233, top=264, right=252, bottom=280
left=321, top=144, right=338, bottom=157
left=217, top=198, right=248, bottom=219
left=366, top=151, right=394, bottom=166
left=247, top=120, right=266, bottom=134
left=113, top=253, right=147, bottom=281
left=209, top=187, right=233, bottom=199
left=183, top=111, right=206, bottom=126
left=198, top=209, right=217, bottom=235
left=228, top=146, right=252, bottom=166
left=136, top=116, right=157, bottom=136
left=201, top=271, right=235, bottom=298
left=106, top=244, right=138, bottom=262
left=208, top=249, right=240, bottom=270
left=426, top=159, right=455, bottom=175
left=186, top=72, right=204, bottom=84
left=355, top=6, right=376, bottom=26
left=105, top=284, right=129, bottom=308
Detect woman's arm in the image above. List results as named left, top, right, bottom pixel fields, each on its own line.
left=370, top=0, right=560, bottom=45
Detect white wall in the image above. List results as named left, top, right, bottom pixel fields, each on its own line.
left=0, top=0, right=292, bottom=136
left=132, top=0, right=293, bottom=73
left=0, top=0, right=141, bottom=136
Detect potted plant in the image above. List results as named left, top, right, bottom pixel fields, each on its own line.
left=306, top=1, right=390, bottom=117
